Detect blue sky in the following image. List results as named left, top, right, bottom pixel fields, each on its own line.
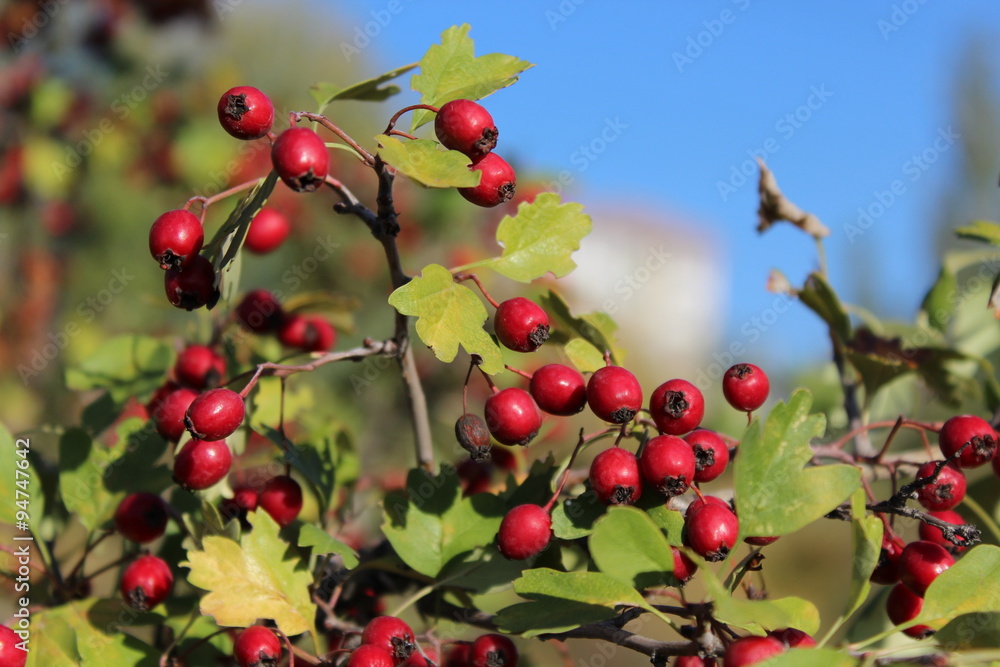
left=326, top=1, right=1000, bottom=368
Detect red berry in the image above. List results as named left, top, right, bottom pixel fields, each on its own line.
left=173, top=439, right=232, bottom=491
left=258, top=475, right=303, bottom=527
left=685, top=495, right=731, bottom=517
left=723, top=636, right=784, bottom=667
left=914, top=461, right=966, bottom=511
left=494, top=297, right=549, bottom=353
left=484, top=388, right=542, bottom=446
left=120, top=554, right=173, bottom=611
left=277, top=313, right=337, bottom=352
left=587, top=365, right=643, bottom=424
left=164, top=255, right=218, bottom=311
left=459, top=152, right=516, bottom=207
left=218, top=86, right=274, bottom=140
left=768, top=628, right=817, bottom=648
left=497, top=504, right=552, bottom=560
left=684, top=503, right=739, bottom=562
left=348, top=644, right=396, bottom=667
left=245, top=207, right=291, bottom=254
left=271, top=127, right=328, bottom=192
left=589, top=446, right=642, bottom=505
left=684, top=429, right=730, bottom=483
left=649, top=379, right=704, bottom=435
left=435, top=99, right=498, bottom=158
left=938, top=414, right=998, bottom=468
left=174, top=344, right=227, bottom=390
left=744, top=535, right=780, bottom=547
left=640, top=435, right=696, bottom=497
left=870, top=533, right=906, bottom=585
left=221, top=486, right=260, bottom=524
left=149, top=209, right=203, bottom=270
left=185, top=388, right=245, bottom=441
left=919, top=510, right=969, bottom=553
left=0, top=625, right=26, bottom=667
left=114, top=492, right=168, bottom=543
left=361, top=616, right=416, bottom=664
left=671, top=546, right=698, bottom=583
left=470, top=634, right=518, bottom=667
left=898, top=540, right=954, bottom=596
left=236, top=289, right=284, bottom=334
left=722, top=363, right=770, bottom=413
left=529, top=363, right=587, bottom=416
left=151, top=386, right=199, bottom=442
left=455, top=413, right=492, bottom=461
left=886, top=583, right=934, bottom=639
left=233, top=625, right=282, bottom=667
left=441, top=644, right=471, bottom=667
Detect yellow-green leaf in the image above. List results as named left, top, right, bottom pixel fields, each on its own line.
left=918, top=544, right=1000, bottom=630
left=375, top=135, right=479, bottom=188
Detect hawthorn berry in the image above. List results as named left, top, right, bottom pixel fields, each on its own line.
left=245, top=207, right=291, bottom=254
left=361, top=616, right=416, bottom=663
left=640, top=435, right=697, bottom=497
left=886, top=583, right=934, bottom=639
left=497, top=504, right=552, bottom=560
left=685, top=494, right=731, bottom=517
left=529, top=363, right=587, bottom=416
left=258, top=475, right=304, bottom=527
left=919, top=510, right=969, bottom=553
left=233, top=625, right=281, bottom=667
left=723, top=636, right=784, bottom=667
left=173, top=439, right=232, bottom=491
left=151, top=386, right=199, bottom=442
left=348, top=644, right=396, bottom=667
left=435, top=99, right=498, bottom=157
left=649, top=379, right=704, bottom=435
left=277, top=313, right=337, bottom=352
left=587, top=365, right=643, bottom=424
left=271, top=127, right=329, bottom=192
left=149, top=209, right=203, bottom=270
left=441, top=643, right=471, bottom=667
left=164, top=255, right=218, bottom=311
left=671, top=546, right=698, bottom=583
left=217, top=85, right=274, bottom=140
left=939, top=414, right=999, bottom=468
left=174, top=344, right=226, bottom=390
left=722, top=363, right=769, bottom=413
left=914, top=460, right=966, bottom=511
left=470, top=634, right=518, bottom=667
left=0, top=625, right=26, bottom=667
left=684, top=429, right=730, bottom=483
left=870, top=533, right=906, bottom=585
left=898, top=540, right=954, bottom=596
left=684, top=503, right=739, bottom=562
left=589, top=446, right=642, bottom=505
left=236, top=289, right=284, bottom=334
left=185, top=388, right=245, bottom=441
left=120, top=554, right=173, bottom=611
left=459, top=152, right=516, bottom=207
left=768, top=628, right=817, bottom=648
left=494, top=297, right=549, bottom=352
left=455, top=413, right=492, bottom=461
left=484, top=387, right=542, bottom=446
left=221, top=486, right=260, bottom=525
left=114, top=492, right=168, bottom=543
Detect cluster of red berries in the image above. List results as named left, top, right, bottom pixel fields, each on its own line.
left=435, top=99, right=516, bottom=207
left=235, top=288, right=337, bottom=353
left=674, top=626, right=816, bottom=666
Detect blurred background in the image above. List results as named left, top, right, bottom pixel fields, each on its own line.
left=4, top=1, right=1000, bottom=663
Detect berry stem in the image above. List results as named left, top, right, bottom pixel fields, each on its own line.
left=543, top=429, right=593, bottom=513
left=477, top=366, right=500, bottom=395
left=829, top=418, right=941, bottom=450
left=66, top=528, right=113, bottom=581
left=292, top=111, right=375, bottom=166
left=383, top=103, right=440, bottom=134
left=184, top=178, right=260, bottom=216
left=504, top=364, right=533, bottom=380
left=387, top=129, right=419, bottom=140
left=453, top=272, right=499, bottom=308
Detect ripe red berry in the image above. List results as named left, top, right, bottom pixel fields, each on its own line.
left=236, top=289, right=284, bottom=334
left=587, top=366, right=643, bottom=424
left=435, top=99, right=498, bottom=158
left=685, top=495, right=731, bottom=517
left=484, top=387, right=542, bottom=446
left=744, top=535, right=780, bottom=547
left=120, top=554, right=173, bottom=611
left=649, top=379, right=704, bottom=435
left=221, top=486, right=260, bottom=525
left=722, top=363, right=770, bottom=413
left=470, top=634, right=518, bottom=667
left=870, top=533, right=906, bottom=585
left=898, top=540, right=954, bottom=596
left=258, top=475, right=303, bottom=527
left=218, top=86, right=274, bottom=140
left=671, top=546, right=698, bottom=583
left=245, top=207, right=291, bottom=254
left=684, top=503, right=739, bottom=562
left=494, top=297, right=549, bottom=353
left=723, top=636, right=784, bottom=667
left=0, top=624, right=26, bottom=667
left=149, top=209, right=203, bottom=270
left=185, top=388, right=245, bottom=441
left=886, top=583, right=934, bottom=639
left=914, top=461, right=966, bottom=511
left=684, top=429, right=730, bottom=483
left=164, top=255, right=218, bottom=311
left=441, top=643, right=471, bottom=667
left=174, top=344, right=227, bottom=390
left=271, top=127, right=328, bottom=192
left=640, top=435, right=696, bottom=497
left=233, top=625, right=282, bottom=667
left=497, top=504, right=552, bottom=560
left=919, top=510, right=969, bottom=553
left=768, top=628, right=817, bottom=648
left=589, top=446, right=642, bottom=505
left=939, top=414, right=998, bottom=468
left=361, top=616, right=416, bottom=663
left=348, top=644, right=396, bottom=667
left=459, top=152, right=516, bottom=207
left=277, top=313, right=337, bottom=352
left=151, top=386, right=199, bottom=442
left=529, top=364, right=587, bottom=416
left=173, top=439, right=232, bottom=491
left=114, top=492, right=169, bottom=543
left=455, top=413, right=492, bottom=461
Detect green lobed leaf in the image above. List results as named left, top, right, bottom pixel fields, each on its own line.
left=734, top=389, right=860, bottom=538
left=935, top=612, right=1000, bottom=650
left=703, top=567, right=821, bottom=635
left=298, top=523, right=359, bottom=569
left=539, top=289, right=623, bottom=364
left=410, top=24, right=534, bottom=131
left=494, top=599, right=617, bottom=638
left=645, top=505, right=686, bottom=546
left=388, top=264, right=504, bottom=373
left=920, top=264, right=958, bottom=332
left=181, top=510, right=318, bottom=641
left=550, top=489, right=605, bottom=540
left=310, top=63, right=418, bottom=110
left=512, top=568, right=646, bottom=608
left=917, top=544, right=1000, bottom=630
left=375, top=135, right=480, bottom=188
left=27, top=599, right=161, bottom=667
left=955, top=220, right=1000, bottom=246
left=65, top=335, right=175, bottom=404
left=589, top=506, right=674, bottom=589
left=562, top=338, right=605, bottom=373
left=799, top=272, right=852, bottom=342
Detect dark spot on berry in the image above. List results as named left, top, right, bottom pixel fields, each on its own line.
left=730, top=363, right=753, bottom=379
left=609, top=406, right=637, bottom=424
left=516, top=429, right=539, bottom=446
left=486, top=650, right=508, bottom=667
left=934, top=484, right=954, bottom=502
left=390, top=636, right=415, bottom=660
left=475, top=127, right=499, bottom=154
left=610, top=484, right=636, bottom=505
left=497, top=181, right=516, bottom=203
left=223, top=93, right=250, bottom=120
left=663, top=390, right=689, bottom=418
left=970, top=434, right=998, bottom=458
left=127, top=586, right=150, bottom=611
left=658, top=474, right=688, bottom=497
left=156, top=249, right=182, bottom=270
left=693, top=444, right=715, bottom=472
left=705, top=544, right=730, bottom=563
left=469, top=445, right=492, bottom=462
left=183, top=414, right=206, bottom=440
left=528, top=324, right=550, bottom=349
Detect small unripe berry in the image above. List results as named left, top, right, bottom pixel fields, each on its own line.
left=271, top=127, right=329, bottom=192
left=587, top=365, right=643, bottom=424
left=640, top=435, right=696, bottom=497
left=164, top=255, right=218, bottom=311
left=218, top=86, right=274, bottom=140
left=497, top=504, right=552, bottom=560
left=120, top=555, right=173, bottom=611
left=722, top=363, right=770, bottom=412
left=435, top=99, right=498, bottom=158
left=529, top=364, right=587, bottom=416
left=684, top=503, right=739, bottom=562
left=149, top=209, right=203, bottom=270
left=886, top=583, right=934, bottom=639
left=258, top=475, right=303, bottom=527
left=589, top=446, right=642, bottom=505
left=455, top=413, right=492, bottom=461
left=469, top=634, right=518, bottom=667
left=173, top=439, right=232, bottom=491
left=233, top=625, right=282, bottom=667
left=649, top=379, right=704, bottom=435
left=914, top=461, right=966, bottom=511
left=494, top=297, right=549, bottom=353
left=684, top=429, right=730, bottom=483
left=484, top=388, right=542, bottom=446
left=185, top=388, right=245, bottom=441
left=459, top=152, right=516, bottom=207
left=898, top=540, right=954, bottom=596
left=114, top=492, right=169, bottom=544
left=361, top=616, right=416, bottom=663
left=245, top=207, right=291, bottom=254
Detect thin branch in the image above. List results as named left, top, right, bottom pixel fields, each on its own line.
left=293, top=111, right=375, bottom=165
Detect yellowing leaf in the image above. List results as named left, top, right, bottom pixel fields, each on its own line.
left=375, top=135, right=479, bottom=188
